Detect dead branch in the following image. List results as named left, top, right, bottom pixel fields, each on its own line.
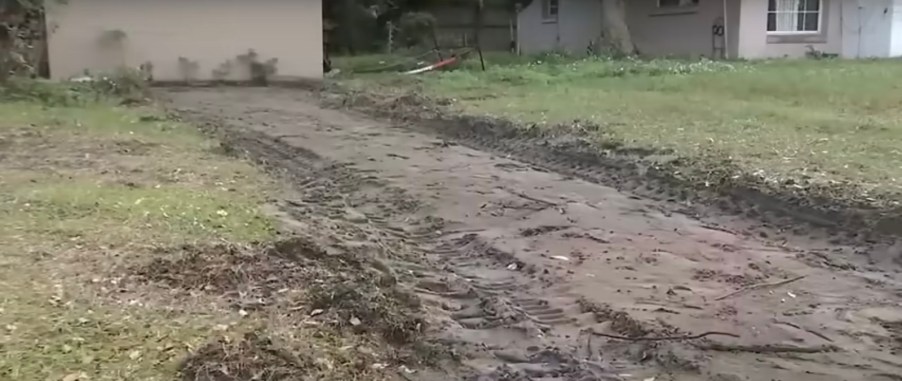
left=696, top=343, right=839, bottom=354
left=509, top=190, right=559, bottom=207
left=773, top=319, right=833, bottom=343
left=587, top=329, right=740, bottom=342
left=715, top=275, right=807, bottom=301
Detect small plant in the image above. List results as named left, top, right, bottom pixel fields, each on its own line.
left=86, top=67, right=151, bottom=102
left=0, top=67, right=150, bottom=106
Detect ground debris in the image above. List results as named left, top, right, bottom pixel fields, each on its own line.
left=306, top=277, right=424, bottom=344
left=131, top=237, right=425, bottom=345
left=131, top=241, right=313, bottom=305
left=578, top=298, right=648, bottom=337
left=696, top=342, right=840, bottom=354
left=178, top=332, right=313, bottom=381
left=714, top=275, right=807, bottom=301
left=587, top=329, right=739, bottom=342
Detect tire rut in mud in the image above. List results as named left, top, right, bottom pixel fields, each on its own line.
left=173, top=108, right=701, bottom=380
left=324, top=89, right=899, bottom=249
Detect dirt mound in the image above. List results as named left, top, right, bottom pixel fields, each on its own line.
left=134, top=242, right=311, bottom=302
left=179, top=332, right=313, bottom=381
left=129, top=238, right=435, bottom=378
left=132, top=237, right=424, bottom=343
left=307, top=279, right=424, bottom=344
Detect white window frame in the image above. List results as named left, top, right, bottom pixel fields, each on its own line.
left=542, top=0, right=559, bottom=23
left=766, top=0, right=823, bottom=35
left=656, top=0, right=700, bottom=9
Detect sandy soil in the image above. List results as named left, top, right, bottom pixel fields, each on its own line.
left=166, top=87, right=902, bottom=381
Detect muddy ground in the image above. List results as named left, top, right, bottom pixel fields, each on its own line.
left=165, top=87, right=902, bottom=381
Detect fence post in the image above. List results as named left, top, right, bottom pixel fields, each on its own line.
left=386, top=21, right=393, bottom=55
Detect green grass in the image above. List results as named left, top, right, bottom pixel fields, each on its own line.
left=342, top=55, right=902, bottom=200
left=0, top=96, right=276, bottom=380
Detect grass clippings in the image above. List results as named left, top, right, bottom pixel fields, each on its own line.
left=178, top=332, right=313, bottom=381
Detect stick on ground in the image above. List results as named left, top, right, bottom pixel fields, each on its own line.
left=696, top=343, right=839, bottom=354
left=715, top=275, right=807, bottom=301
left=588, top=330, right=740, bottom=342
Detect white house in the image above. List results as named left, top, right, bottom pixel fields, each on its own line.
left=45, top=0, right=323, bottom=81
left=517, top=0, right=902, bottom=59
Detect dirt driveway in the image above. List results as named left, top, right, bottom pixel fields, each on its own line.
left=166, top=87, right=902, bottom=381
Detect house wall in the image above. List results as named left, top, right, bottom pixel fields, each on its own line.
left=45, top=0, right=323, bottom=81
left=737, top=0, right=842, bottom=58
left=517, top=0, right=603, bottom=54
left=627, top=0, right=741, bottom=59
left=891, top=0, right=902, bottom=56
left=516, top=0, right=878, bottom=60
left=841, top=0, right=899, bottom=58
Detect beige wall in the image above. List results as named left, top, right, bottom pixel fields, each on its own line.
left=627, top=0, right=741, bottom=58
left=737, top=0, right=842, bottom=58
left=46, top=0, right=322, bottom=81
left=517, top=0, right=603, bottom=54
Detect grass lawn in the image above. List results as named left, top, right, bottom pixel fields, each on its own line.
left=338, top=55, right=902, bottom=204
left=0, top=96, right=278, bottom=380
left=0, top=83, right=427, bottom=381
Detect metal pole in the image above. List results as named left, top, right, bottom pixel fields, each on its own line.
left=722, top=0, right=729, bottom=58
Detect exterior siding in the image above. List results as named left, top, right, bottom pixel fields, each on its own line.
left=840, top=0, right=899, bottom=58
left=891, top=0, right=902, bottom=56
left=515, top=0, right=902, bottom=60
left=737, top=0, right=842, bottom=58
left=627, top=0, right=740, bottom=59
left=45, top=0, right=322, bottom=81
left=517, top=0, right=602, bottom=54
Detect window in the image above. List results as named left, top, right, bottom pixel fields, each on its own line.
left=542, top=0, right=559, bottom=22
left=657, top=0, right=700, bottom=8
left=767, top=0, right=821, bottom=34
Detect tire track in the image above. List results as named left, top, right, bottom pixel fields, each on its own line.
left=176, top=103, right=661, bottom=381
left=168, top=87, right=902, bottom=381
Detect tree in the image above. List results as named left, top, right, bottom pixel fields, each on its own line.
left=598, top=0, right=637, bottom=55
left=0, top=0, right=51, bottom=81
left=326, top=0, right=637, bottom=57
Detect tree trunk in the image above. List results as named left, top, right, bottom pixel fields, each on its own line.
left=599, top=0, right=636, bottom=56
left=339, top=0, right=357, bottom=54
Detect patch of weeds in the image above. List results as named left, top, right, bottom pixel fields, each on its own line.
left=0, top=94, right=277, bottom=380
left=0, top=102, right=206, bottom=146
left=432, top=59, right=902, bottom=198
left=0, top=281, right=220, bottom=381
left=0, top=69, right=150, bottom=106
left=1, top=179, right=275, bottom=247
